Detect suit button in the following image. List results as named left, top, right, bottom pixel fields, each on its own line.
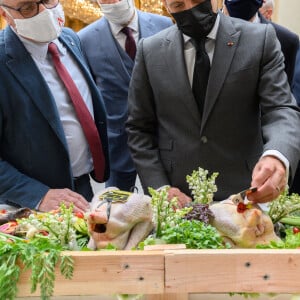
left=201, top=136, right=208, bottom=144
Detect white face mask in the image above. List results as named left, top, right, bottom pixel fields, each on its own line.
left=100, top=0, right=135, bottom=26
left=13, top=4, right=65, bottom=43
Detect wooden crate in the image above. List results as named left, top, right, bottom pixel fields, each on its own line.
left=17, top=249, right=300, bottom=299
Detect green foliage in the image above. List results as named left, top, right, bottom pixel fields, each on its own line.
left=229, top=292, right=260, bottom=298
left=186, top=167, right=218, bottom=204
left=257, top=228, right=300, bottom=249
left=146, top=186, right=225, bottom=249
left=161, top=219, right=225, bottom=249
left=268, top=189, right=300, bottom=223
left=148, top=186, right=192, bottom=238
left=0, top=232, right=74, bottom=300
left=16, top=203, right=84, bottom=249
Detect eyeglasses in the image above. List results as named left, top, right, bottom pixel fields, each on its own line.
left=1, top=0, right=59, bottom=19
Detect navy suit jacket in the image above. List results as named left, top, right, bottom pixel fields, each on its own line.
left=292, top=46, right=300, bottom=105
left=0, top=27, right=109, bottom=208
left=260, top=14, right=299, bottom=85
left=290, top=46, right=300, bottom=193
left=78, top=11, right=172, bottom=173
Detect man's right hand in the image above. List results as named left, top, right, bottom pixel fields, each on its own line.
left=168, top=187, right=192, bottom=208
left=38, top=188, right=90, bottom=213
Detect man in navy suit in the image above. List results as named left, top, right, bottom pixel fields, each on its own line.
left=290, top=45, right=300, bottom=193
left=223, top=0, right=299, bottom=85
left=0, top=0, right=109, bottom=212
left=78, top=0, right=172, bottom=192
left=292, top=46, right=300, bottom=105
left=259, top=0, right=274, bottom=21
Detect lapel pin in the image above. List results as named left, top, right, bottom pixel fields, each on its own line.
left=227, top=41, right=234, bottom=46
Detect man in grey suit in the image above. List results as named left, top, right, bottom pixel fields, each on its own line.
left=126, top=0, right=300, bottom=207
left=78, top=0, right=172, bottom=191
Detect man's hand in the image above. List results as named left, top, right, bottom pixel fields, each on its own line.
left=247, top=155, right=287, bottom=203
left=168, top=187, right=192, bottom=208
left=38, top=188, right=90, bottom=213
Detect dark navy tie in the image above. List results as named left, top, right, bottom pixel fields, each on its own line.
left=192, top=38, right=210, bottom=115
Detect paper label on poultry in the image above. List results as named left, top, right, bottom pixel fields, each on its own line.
left=98, top=190, right=132, bottom=203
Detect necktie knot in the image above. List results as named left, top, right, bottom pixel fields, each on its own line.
left=121, top=26, right=132, bottom=36
left=48, top=42, right=60, bottom=58
left=121, top=26, right=136, bottom=60
left=191, top=38, right=206, bottom=53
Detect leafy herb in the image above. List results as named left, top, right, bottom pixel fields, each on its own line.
left=184, top=203, right=214, bottom=224
left=148, top=187, right=192, bottom=238
left=257, top=228, right=300, bottom=249
left=162, top=219, right=225, bottom=249
left=144, top=186, right=224, bottom=249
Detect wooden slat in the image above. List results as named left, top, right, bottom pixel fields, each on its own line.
left=146, top=293, right=188, bottom=300
left=17, top=250, right=164, bottom=297
left=165, top=249, right=300, bottom=294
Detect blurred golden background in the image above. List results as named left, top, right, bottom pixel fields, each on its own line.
left=0, top=0, right=299, bottom=35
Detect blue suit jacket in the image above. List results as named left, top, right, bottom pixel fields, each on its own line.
left=78, top=11, right=172, bottom=173
left=0, top=27, right=109, bottom=208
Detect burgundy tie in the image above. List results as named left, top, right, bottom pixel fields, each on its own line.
left=121, top=27, right=136, bottom=60
left=48, top=42, right=105, bottom=181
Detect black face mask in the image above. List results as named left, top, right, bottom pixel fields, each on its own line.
left=171, top=0, right=217, bottom=41
left=225, top=0, right=263, bottom=21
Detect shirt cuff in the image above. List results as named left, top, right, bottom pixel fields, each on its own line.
left=262, top=150, right=289, bottom=183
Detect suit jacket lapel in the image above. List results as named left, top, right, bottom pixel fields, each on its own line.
left=138, top=10, right=156, bottom=38
left=163, top=27, right=201, bottom=125
left=4, top=27, right=68, bottom=151
left=201, top=14, right=241, bottom=130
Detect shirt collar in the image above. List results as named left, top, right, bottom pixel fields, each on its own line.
left=109, top=9, right=139, bottom=36
left=253, top=13, right=260, bottom=23
left=183, top=13, right=220, bottom=44
left=19, top=35, right=66, bottom=62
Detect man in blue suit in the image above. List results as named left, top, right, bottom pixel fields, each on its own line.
left=0, top=0, right=109, bottom=212
left=78, top=0, right=172, bottom=191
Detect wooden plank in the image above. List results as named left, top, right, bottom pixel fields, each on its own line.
left=17, top=251, right=164, bottom=297
left=146, top=293, right=188, bottom=300
left=165, top=249, right=300, bottom=294
left=144, top=244, right=186, bottom=251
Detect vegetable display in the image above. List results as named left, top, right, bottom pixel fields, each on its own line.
left=1, top=167, right=300, bottom=299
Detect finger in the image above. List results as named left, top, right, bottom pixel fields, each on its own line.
left=248, top=179, right=279, bottom=203
left=251, top=165, right=273, bottom=188
left=62, top=193, right=89, bottom=211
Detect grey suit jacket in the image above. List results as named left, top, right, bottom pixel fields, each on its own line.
left=126, top=13, right=300, bottom=200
